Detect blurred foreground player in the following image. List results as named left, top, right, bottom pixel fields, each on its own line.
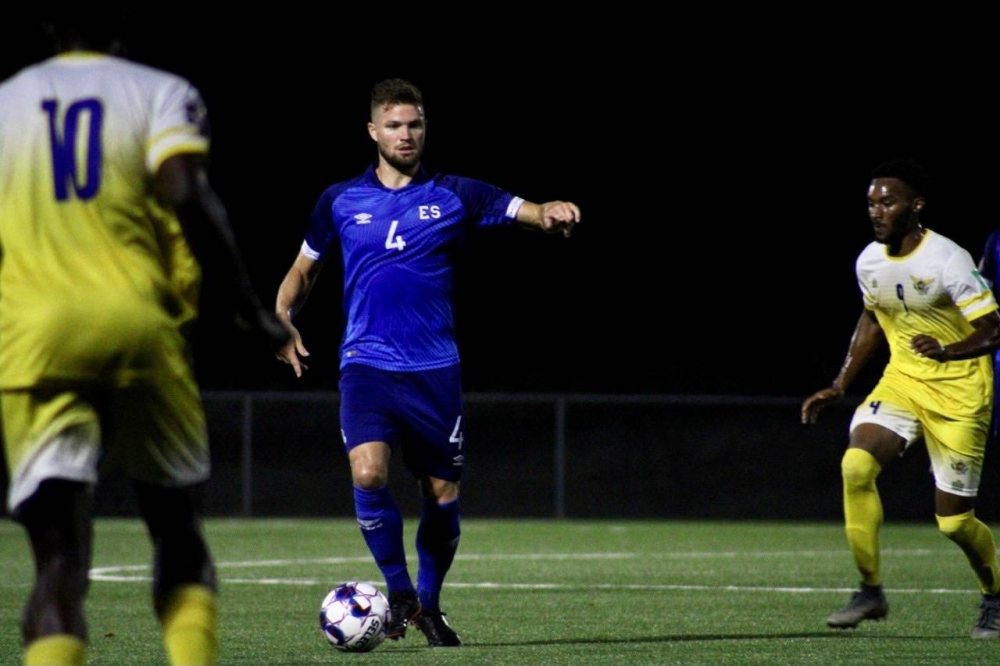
left=0, top=10, right=289, bottom=666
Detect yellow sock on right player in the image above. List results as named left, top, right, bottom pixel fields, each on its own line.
left=937, top=510, right=1000, bottom=596
left=161, top=584, right=219, bottom=666
left=23, top=634, right=85, bottom=666
left=841, top=447, right=883, bottom=586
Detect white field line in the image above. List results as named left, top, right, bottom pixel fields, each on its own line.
left=87, top=549, right=973, bottom=594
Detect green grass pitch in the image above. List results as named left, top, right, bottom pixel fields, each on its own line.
left=2, top=519, right=998, bottom=665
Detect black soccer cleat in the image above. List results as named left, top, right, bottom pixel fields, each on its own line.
left=971, top=594, right=1000, bottom=639
left=413, top=609, right=462, bottom=647
left=826, top=583, right=889, bottom=629
left=385, top=590, right=421, bottom=640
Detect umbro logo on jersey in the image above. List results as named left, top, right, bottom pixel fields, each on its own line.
left=452, top=454, right=465, bottom=466
left=357, top=518, right=382, bottom=531
left=354, top=213, right=373, bottom=225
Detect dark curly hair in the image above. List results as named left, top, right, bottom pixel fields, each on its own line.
left=870, top=158, right=930, bottom=199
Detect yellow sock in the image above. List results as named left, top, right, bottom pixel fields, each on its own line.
left=937, top=510, right=1000, bottom=595
left=160, top=584, right=219, bottom=666
left=24, top=634, right=85, bottom=666
left=841, top=448, right=883, bottom=586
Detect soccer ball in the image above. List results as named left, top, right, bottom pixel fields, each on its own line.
left=319, top=581, right=390, bottom=652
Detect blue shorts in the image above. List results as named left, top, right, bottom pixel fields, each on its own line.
left=338, top=363, right=465, bottom=482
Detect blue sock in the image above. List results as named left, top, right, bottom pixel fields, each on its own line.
left=416, top=496, right=460, bottom=611
left=353, top=485, right=413, bottom=594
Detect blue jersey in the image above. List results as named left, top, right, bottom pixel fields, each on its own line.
left=302, top=164, right=523, bottom=371
left=981, top=229, right=1000, bottom=441
left=981, top=230, right=1000, bottom=290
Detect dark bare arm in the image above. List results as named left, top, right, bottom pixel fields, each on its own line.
left=911, top=310, right=1000, bottom=362
left=801, top=309, right=884, bottom=424
left=155, top=153, right=290, bottom=352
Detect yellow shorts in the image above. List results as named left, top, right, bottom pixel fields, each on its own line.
left=2, top=372, right=208, bottom=516
left=850, top=380, right=990, bottom=497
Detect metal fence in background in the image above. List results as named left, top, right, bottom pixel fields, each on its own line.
left=198, top=391, right=836, bottom=520
left=7, top=392, right=997, bottom=522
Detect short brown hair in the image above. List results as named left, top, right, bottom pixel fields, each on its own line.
left=370, top=78, right=424, bottom=118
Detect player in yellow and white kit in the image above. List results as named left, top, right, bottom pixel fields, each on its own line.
left=0, top=10, right=289, bottom=666
left=802, top=159, right=1000, bottom=639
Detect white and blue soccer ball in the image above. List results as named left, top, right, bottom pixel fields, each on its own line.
left=319, top=581, right=390, bottom=652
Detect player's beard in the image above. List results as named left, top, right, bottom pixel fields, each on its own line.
left=379, top=143, right=422, bottom=173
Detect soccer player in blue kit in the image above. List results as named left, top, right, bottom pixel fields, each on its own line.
left=274, top=78, right=580, bottom=647
left=979, top=232, right=1000, bottom=447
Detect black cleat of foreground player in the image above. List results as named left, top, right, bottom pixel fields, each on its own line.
left=413, top=609, right=462, bottom=647
left=385, top=591, right=421, bottom=640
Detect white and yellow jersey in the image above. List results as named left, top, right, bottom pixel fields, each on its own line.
left=855, top=229, right=996, bottom=414
left=0, top=52, right=206, bottom=388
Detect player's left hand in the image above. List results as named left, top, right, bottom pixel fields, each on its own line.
left=539, top=201, right=581, bottom=238
left=911, top=334, right=950, bottom=362
left=276, top=321, right=310, bottom=377
left=800, top=385, right=844, bottom=424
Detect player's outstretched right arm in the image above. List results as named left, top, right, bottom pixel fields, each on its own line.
left=515, top=200, right=581, bottom=238
left=274, top=253, right=324, bottom=377
left=801, top=309, right=884, bottom=425
left=155, top=153, right=291, bottom=353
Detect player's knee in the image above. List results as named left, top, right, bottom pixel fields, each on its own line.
left=936, top=510, right=975, bottom=542
left=841, top=448, right=880, bottom=490
left=351, top=467, right=388, bottom=489
left=420, top=477, right=459, bottom=504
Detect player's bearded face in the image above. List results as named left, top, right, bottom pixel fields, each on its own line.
left=867, top=178, right=923, bottom=245
left=371, top=104, right=425, bottom=172
left=378, top=138, right=423, bottom=171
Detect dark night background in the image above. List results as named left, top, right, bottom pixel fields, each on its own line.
left=3, top=13, right=997, bottom=400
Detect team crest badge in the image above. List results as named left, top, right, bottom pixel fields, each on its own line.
left=950, top=458, right=970, bottom=475
left=911, top=276, right=934, bottom=295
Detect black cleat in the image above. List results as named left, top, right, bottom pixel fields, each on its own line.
left=413, top=609, right=462, bottom=647
left=385, top=590, right=421, bottom=640
left=971, top=594, right=1000, bottom=639
left=826, top=583, right=889, bottom=629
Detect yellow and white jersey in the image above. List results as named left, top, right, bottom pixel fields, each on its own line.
left=855, top=229, right=996, bottom=414
left=0, top=52, right=207, bottom=388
